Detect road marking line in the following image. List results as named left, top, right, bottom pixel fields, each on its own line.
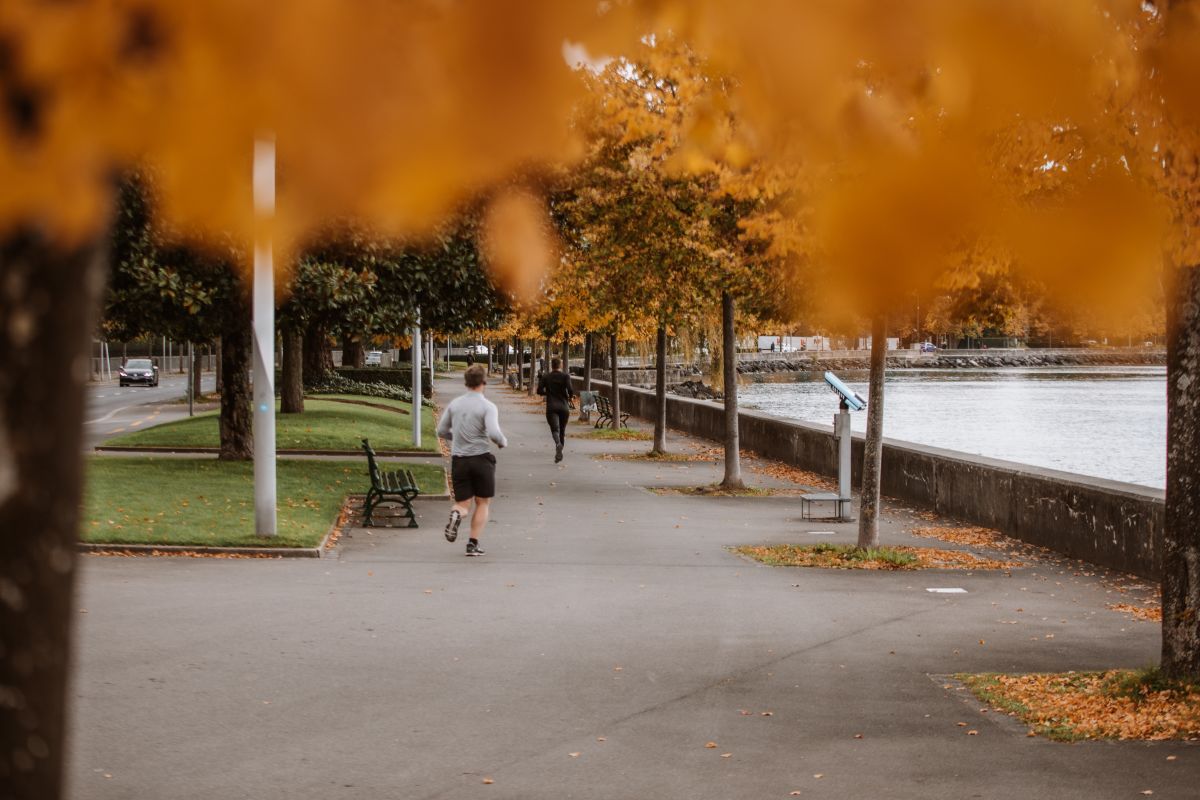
left=85, top=404, right=136, bottom=425
left=926, top=588, right=968, bottom=594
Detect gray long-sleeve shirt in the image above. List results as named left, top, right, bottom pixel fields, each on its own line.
left=436, top=390, right=507, bottom=456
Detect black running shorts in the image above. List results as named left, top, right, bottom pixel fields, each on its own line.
left=451, top=453, right=497, bottom=500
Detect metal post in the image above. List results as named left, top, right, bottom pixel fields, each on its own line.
left=252, top=137, right=277, bottom=538
left=427, top=336, right=434, bottom=387
left=836, top=404, right=853, bottom=521
left=412, top=310, right=423, bottom=449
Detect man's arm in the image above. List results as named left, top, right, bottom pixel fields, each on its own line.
left=536, top=373, right=547, bottom=396
left=435, top=405, right=452, bottom=440
left=485, top=402, right=508, bottom=448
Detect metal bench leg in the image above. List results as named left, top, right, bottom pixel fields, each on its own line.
left=363, top=490, right=378, bottom=527
left=402, top=492, right=419, bottom=528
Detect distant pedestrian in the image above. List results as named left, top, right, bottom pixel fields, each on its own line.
left=435, top=364, right=507, bottom=556
left=537, top=357, right=575, bottom=463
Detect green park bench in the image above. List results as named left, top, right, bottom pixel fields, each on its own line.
left=360, top=438, right=420, bottom=528
left=594, top=393, right=629, bottom=429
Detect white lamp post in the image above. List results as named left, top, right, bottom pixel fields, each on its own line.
left=252, top=137, right=277, bottom=537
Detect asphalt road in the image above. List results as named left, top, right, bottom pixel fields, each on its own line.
left=84, top=373, right=215, bottom=447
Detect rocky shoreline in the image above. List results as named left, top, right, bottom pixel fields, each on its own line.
left=664, top=350, right=1164, bottom=398
left=736, top=350, right=1165, bottom=374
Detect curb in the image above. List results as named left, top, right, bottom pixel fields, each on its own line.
left=93, top=446, right=441, bottom=458
left=78, top=542, right=324, bottom=558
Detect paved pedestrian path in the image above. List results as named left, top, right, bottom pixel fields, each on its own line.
left=67, top=376, right=1195, bottom=799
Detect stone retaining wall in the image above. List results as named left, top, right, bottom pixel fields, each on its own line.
left=576, top=377, right=1164, bottom=579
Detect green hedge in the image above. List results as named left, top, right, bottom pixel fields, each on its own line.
left=334, top=367, right=431, bottom=398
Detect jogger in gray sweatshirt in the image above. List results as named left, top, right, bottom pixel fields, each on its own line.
left=435, top=364, right=507, bottom=556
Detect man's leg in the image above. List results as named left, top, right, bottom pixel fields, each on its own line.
left=470, top=497, right=490, bottom=539
left=466, top=497, right=490, bottom=555
left=446, top=457, right=471, bottom=542
left=545, top=409, right=561, bottom=446
left=445, top=495, right=469, bottom=542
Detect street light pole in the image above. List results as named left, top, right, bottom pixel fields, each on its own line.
left=412, top=309, right=422, bottom=449
left=252, top=137, right=277, bottom=538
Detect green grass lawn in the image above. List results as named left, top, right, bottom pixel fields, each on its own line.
left=104, top=398, right=438, bottom=451
left=82, top=457, right=447, bottom=548
left=310, top=394, right=421, bottom=413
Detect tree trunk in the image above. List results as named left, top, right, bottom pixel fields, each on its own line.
left=652, top=324, right=668, bottom=454
left=302, top=323, right=332, bottom=385
left=0, top=230, right=106, bottom=800
left=280, top=325, right=304, bottom=414
left=610, top=332, right=621, bottom=431
left=857, top=314, right=888, bottom=549
left=501, top=340, right=509, bottom=381
left=1163, top=263, right=1200, bottom=681
left=562, top=334, right=569, bottom=370
left=720, top=293, right=744, bottom=488
left=527, top=339, right=537, bottom=396
left=214, top=336, right=223, bottom=393
left=219, top=309, right=253, bottom=460
left=342, top=336, right=364, bottom=369
left=514, top=337, right=522, bottom=389
left=583, top=333, right=593, bottom=391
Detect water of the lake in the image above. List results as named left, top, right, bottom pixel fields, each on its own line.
left=737, top=366, right=1166, bottom=489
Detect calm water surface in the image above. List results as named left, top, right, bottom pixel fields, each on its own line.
left=737, top=366, right=1166, bottom=489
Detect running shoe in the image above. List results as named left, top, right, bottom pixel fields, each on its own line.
left=465, top=541, right=486, bottom=557
left=554, top=443, right=563, bottom=463
left=444, top=509, right=462, bottom=542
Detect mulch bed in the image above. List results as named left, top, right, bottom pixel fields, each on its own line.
left=735, top=543, right=1020, bottom=570
left=959, top=670, right=1200, bottom=741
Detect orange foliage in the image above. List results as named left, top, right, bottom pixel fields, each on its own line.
left=1, top=0, right=1195, bottom=319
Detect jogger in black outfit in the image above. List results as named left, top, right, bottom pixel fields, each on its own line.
left=537, top=358, right=575, bottom=463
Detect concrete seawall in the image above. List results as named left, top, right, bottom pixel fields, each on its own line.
left=577, top=377, right=1164, bottom=579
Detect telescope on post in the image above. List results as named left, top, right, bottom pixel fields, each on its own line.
left=824, top=371, right=866, bottom=411
left=799, top=371, right=865, bottom=522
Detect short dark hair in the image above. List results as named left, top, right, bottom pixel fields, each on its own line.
left=464, top=364, right=487, bottom=388
left=551, top=358, right=561, bottom=370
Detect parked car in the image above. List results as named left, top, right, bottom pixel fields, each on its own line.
left=364, top=350, right=383, bottom=366
left=119, top=358, right=159, bottom=387
left=466, top=344, right=489, bottom=356
left=919, top=342, right=938, bottom=353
